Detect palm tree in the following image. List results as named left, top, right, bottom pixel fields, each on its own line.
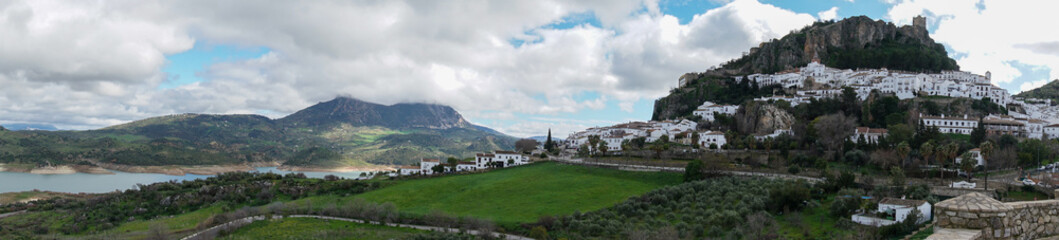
left=980, top=141, right=994, bottom=190
left=921, top=141, right=934, bottom=179
left=941, top=143, right=958, bottom=180
left=959, top=152, right=975, bottom=181
left=896, top=142, right=911, bottom=168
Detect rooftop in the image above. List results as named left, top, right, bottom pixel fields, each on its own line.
left=879, top=197, right=928, bottom=208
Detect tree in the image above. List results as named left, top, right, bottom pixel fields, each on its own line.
left=896, top=142, right=911, bottom=167
left=597, top=140, right=609, bottom=156
left=980, top=141, right=994, bottom=190
left=544, top=129, right=556, bottom=151
left=886, top=124, right=913, bottom=146
left=515, top=139, right=539, bottom=153
left=529, top=226, right=549, bottom=239
left=970, top=119, right=987, bottom=145
left=684, top=159, right=704, bottom=182
left=812, top=113, right=856, bottom=153
left=691, top=132, right=701, bottom=149
left=959, top=152, right=975, bottom=180
left=659, top=134, right=670, bottom=144
left=432, top=164, right=446, bottom=173
left=447, top=157, right=460, bottom=168
left=920, top=141, right=935, bottom=179
left=940, top=142, right=958, bottom=179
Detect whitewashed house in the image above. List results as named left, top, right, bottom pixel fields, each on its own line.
left=850, top=127, right=888, bottom=144
left=697, top=131, right=727, bottom=149
left=456, top=161, right=477, bottom=172
left=420, top=158, right=441, bottom=175
left=852, top=198, right=931, bottom=226
left=692, top=101, right=739, bottom=122
left=753, top=129, right=792, bottom=141
left=1045, top=124, right=1059, bottom=140
left=397, top=166, right=421, bottom=176
left=956, top=148, right=985, bottom=167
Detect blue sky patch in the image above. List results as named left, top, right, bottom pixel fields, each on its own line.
left=161, top=43, right=270, bottom=89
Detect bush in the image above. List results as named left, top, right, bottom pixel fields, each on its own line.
left=788, top=166, right=801, bottom=174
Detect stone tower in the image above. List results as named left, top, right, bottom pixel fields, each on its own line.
left=913, top=15, right=926, bottom=29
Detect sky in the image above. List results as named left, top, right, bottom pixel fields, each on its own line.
left=1, top=0, right=1058, bottom=138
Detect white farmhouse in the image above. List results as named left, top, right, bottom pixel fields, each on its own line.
left=420, top=158, right=442, bottom=175
left=477, top=151, right=529, bottom=168
left=397, top=165, right=421, bottom=176
left=697, top=131, right=727, bottom=149
left=456, top=161, right=477, bottom=172
left=850, top=127, right=888, bottom=144
left=852, top=198, right=931, bottom=227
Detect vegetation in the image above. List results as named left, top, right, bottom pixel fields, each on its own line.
left=355, top=162, right=681, bottom=227
left=219, top=217, right=433, bottom=240
left=0, top=172, right=379, bottom=236
left=535, top=177, right=816, bottom=239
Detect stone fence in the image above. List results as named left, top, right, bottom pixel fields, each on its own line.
left=933, top=190, right=1059, bottom=239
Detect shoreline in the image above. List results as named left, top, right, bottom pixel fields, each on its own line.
left=0, top=162, right=393, bottom=176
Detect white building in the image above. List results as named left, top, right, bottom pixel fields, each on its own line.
left=852, top=198, right=931, bottom=227
left=476, top=151, right=529, bottom=168
left=420, top=158, right=441, bottom=175
left=456, top=161, right=477, bottom=172
left=956, top=148, right=985, bottom=167
left=1045, top=124, right=1059, bottom=140
left=397, top=166, right=421, bottom=176
left=753, top=129, right=792, bottom=141
left=692, top=101, right=739, bottom=122
left=850, top=127, right=888, bottom=144
left=697, top=131, right=727, bottom=149
left=921, top=114, right=978, bottom=135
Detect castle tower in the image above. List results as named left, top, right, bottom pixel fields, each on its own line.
left=985, top=71, right=991, bottom=81
left=913, top=15, right=926, bottom=29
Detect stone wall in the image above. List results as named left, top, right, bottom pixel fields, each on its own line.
left=933, top=190, right=1059, bottom=239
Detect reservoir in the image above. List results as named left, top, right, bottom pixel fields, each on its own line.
left=0, top=167, right=368, bottom=194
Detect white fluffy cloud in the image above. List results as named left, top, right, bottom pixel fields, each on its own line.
left=0, top=0, right=818, bottom=136
left=818, top=7, right=839, bottom=21
left=887, top=0, right=1059, bottom=93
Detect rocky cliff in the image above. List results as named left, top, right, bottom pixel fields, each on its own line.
left=654, top=16, right=959, bottom=121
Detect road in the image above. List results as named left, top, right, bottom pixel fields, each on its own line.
left=181, top=214, right=533, bottom=240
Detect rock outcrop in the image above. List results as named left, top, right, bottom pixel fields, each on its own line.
left=278, top=97, right=471, bottom=129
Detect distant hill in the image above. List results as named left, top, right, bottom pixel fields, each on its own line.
left=1015, top=79, right=1059, bottom=103
left=653, top=16, right=959, bottom=120
left=278, top=97, right=470, bottom=130
left=0, top=97, right=517, bottom=168
left=2, top=123, right=58, bottom=131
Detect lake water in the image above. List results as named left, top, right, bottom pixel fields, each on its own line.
left=0, top=167, right=368, bottom=194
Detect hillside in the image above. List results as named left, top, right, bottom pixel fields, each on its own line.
left=278, top=97, right=470, bottom=130
left=0, top=97, right=517, bottom=168
left=316, top=162, right=681, bottom=226
left=653, top=16, right=959, bottom=120
left=1015, top=79, right=1059, bottom=103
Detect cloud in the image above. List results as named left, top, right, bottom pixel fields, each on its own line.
left=0, top=0, right=819, bottom=135
left=818, top=7, right=839, bottom=21
left=1020, top=79, right=1051, bottom=93
left=886, top=0, right=1059, bottom=90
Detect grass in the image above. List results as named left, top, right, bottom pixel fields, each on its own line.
left=775, top=195, right=852, bottom=239
left=0, top=191, right=91, bottom=205
left=99, top=205, right=224, bottom=238
left=219, top=217, right=430, bottom=240
left=312, top=162, right=681, bottom=227
left=1005, top=190, right=1050, bottom=202
left=908, top=226, right=934, bottom=240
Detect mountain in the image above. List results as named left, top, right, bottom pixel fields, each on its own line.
left=2, top=123, right=58, bottom=131
left=0, top=97, right=517, bottom=168
left=653, top=16, right=959, bottom=120
left=1015, top=79, right=1059, bottom=103
left=278, top=97, right=470, bottom=129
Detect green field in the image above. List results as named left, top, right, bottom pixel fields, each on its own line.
left=348, top=162, right=680, bottom=225
left=220, top=218, right=430, bottom=240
